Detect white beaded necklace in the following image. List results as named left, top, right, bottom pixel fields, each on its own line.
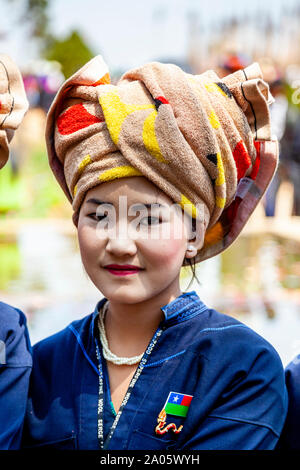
left=98, top=301, right=144, bottom=366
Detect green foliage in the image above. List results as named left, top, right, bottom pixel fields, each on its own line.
left=26, top=0, right=49, bottom=37
left=0, top=243, right=21, bottom=291
left=0, top=146, right=71, bottom=219
left=21, top=146, right=70, bottom=218
left=0, top=163, right=25, bottom=214
left=284, top=82, right=300, bottom=111
left=4, top=1, right=95, bottom=79
left=6, top=0, right=50, bottom=39
left=44, top=30, right=95, bottom=78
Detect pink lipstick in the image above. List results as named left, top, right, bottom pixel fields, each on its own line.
left=104, top=264, right=142, bottom=276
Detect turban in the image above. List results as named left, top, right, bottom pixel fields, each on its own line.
left=0, top=54, right=28, bottom=168
left=46, top=56, right=278, bottom=264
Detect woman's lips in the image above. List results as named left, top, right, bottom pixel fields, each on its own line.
left=106, top=268, right=140, bottom=276
left=104, top=265, right=142, bottom=276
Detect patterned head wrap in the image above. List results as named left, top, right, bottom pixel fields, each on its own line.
left=0, top=55, right=28, bottom=168
left=45, top=56, right=278, bottom=264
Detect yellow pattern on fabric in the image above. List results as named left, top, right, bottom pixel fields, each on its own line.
left=99, top=165, right=142, bottom=182
left=73, top=154, right=92, bottom=198
left=216, top=196, right=226, bottom=209
left=180, top=194, right=198, bottom=218
left=78, top=154, right=92, bottom=174
left=188, top=80, right=221, bottom=130
left=142, top=110, right=168, bottom=163
left=99, top=91, right=155, bottom=145
left=204, top=83, right=227, bottom=98
left=215, top=152, right=225, bottom=186
left=209, top=110, right=220, bottom=129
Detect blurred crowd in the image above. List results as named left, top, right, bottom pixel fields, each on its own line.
left=215, top=52, right=300, bottom=217
left=22, top=59, right=64, bottom=111
left=217, top=53, right=300, bottom=217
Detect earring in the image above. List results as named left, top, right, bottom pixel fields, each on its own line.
left=186, top=244, right=197, bottom=257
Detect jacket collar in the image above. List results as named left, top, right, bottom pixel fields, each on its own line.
left=90, top=290, right=208, bottom=339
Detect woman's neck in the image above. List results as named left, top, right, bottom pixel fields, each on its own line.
left=104, top=285, right=182, bottom=358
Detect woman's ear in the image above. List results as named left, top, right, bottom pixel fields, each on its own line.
left=185, top=218, right=206, bottom=259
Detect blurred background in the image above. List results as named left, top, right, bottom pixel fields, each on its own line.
left=0, top=0, right=299, bottom=365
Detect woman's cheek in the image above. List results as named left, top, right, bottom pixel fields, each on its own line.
left=145, top=237, right=185, bottom=267
left=78, top=226, right=102, bottom=263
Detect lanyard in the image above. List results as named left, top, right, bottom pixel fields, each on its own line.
left=95, top=326, right=164, bottom=450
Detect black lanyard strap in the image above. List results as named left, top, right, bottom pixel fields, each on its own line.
left=95, top=342, right=105, bottom=449
left=96, top=326, right=164, bottom=450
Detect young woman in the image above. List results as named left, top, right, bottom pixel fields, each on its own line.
left=22, top=56, right=287, bottom=450
left=0, top=54, right=30, bottom=449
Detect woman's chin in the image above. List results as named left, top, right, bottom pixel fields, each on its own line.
left=97, top=285, right=148, bottom=305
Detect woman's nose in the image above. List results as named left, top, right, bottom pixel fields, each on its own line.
left=105, top=223, right=138, bottom=257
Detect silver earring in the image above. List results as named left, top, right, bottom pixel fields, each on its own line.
left=186, top=244, right=197, bottom=257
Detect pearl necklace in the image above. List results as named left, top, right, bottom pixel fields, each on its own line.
left=98, top=301, right=144, bottom=366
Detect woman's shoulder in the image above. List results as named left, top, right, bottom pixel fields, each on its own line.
left=0, top=300, right=28, bottom=336
left=188, top=305, right=284, bottom=370
left=32, top=310, right=95, bottom=361
left=0, top=301, right=32, bottom=367
left=191, top=304, right=272, bottom=343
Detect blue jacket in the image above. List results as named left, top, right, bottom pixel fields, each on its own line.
left=0, top=302, right=32, bottom=449
left=277, top=356, right=300, bottom=449
left=22, top=291, right=287, bottom=450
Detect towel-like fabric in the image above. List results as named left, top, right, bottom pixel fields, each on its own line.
left=0, top=55, right=29, bottom=169
left=45, top=56, right=278, bottom=264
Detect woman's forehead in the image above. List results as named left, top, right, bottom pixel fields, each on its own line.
left=83, top=177, right=173, bottom=206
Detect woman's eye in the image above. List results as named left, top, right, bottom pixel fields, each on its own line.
left=87, top=213, right=161, bottom=225
left=88, top=213, right=107, bottom=221
left=139, top=216, right=160, bottom=226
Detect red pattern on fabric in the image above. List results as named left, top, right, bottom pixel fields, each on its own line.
left=155, top=96, right=169, bottom=104
left=91, top=73, right=110, bottom=87
left=249, top=141, right=261, bottom=180
left=181, top=395, right=193, bottom=407
left=232, top=140, right=252, bottom=180
left=225, top=197, right=242, bottom=225
left=57, top=103, right=103, bottom=135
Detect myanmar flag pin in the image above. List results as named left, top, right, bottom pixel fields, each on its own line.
left=163, top=392, right=193, bottom=418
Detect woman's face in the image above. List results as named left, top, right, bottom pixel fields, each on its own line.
left=77, top=176, right=204, bottom=305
